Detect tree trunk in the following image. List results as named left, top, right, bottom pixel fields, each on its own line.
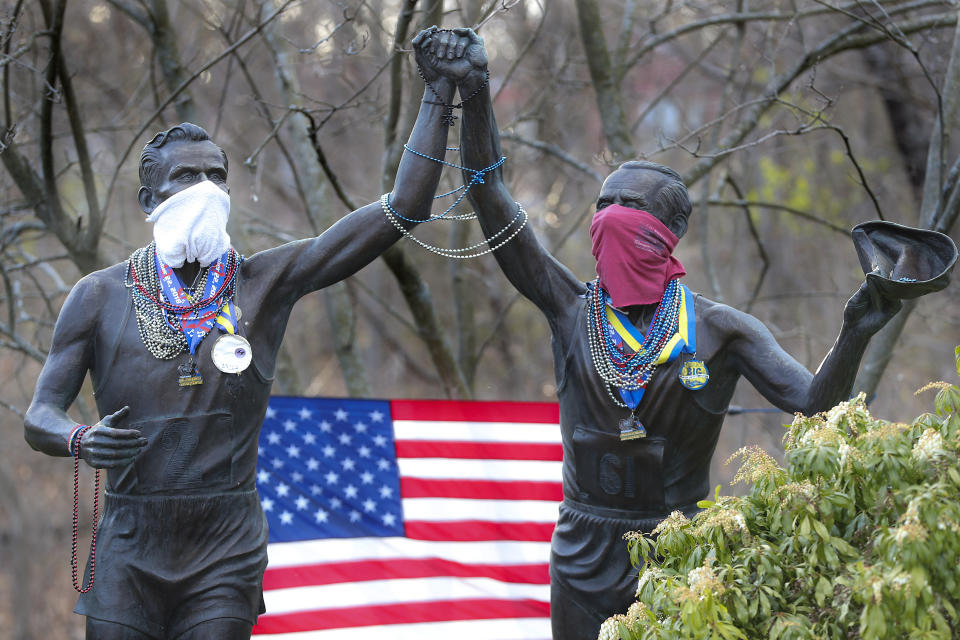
left=573, top=0, right=634, bottom=159
left=378, top=0, right=471, bottom=398
left=259, top=0, right=372, bottom=397
left=148, top=0, right=197, bottom=123
left=855, top=20, right=960, bottom=398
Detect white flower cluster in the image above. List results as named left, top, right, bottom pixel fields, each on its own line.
left=687, top=564, right=725, bottom=598
left=911, top=428, right=946, bottom=463
left=838, top=442, right=853, bottom=466
left=597, top=615, right=622, bottom=640
left=778, top=481, right=816, bottom=501
left=598, top=596, right=652, bottom=638
left=892, top=497, right=929, bottom=545
left=825, top=404, right=847, bottom=430
left=799, top=424, right=844, bottom=447
left=652, top=510, right=689, bottom=536
left=694, top=508, right=748, bottom=538
left=936, top=518, right=960, bottom=533
left=822, top=394, right=871, bottom=432
left=636, top=566, right=665, bottom=596
left=888, top=570, right=912, bottom=595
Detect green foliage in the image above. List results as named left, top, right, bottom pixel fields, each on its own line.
left=599, top=371, right=960, bottom=640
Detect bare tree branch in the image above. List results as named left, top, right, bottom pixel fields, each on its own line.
left=722, top=173, right=770, bottom=313
left=500, top=130, right=604, bottom=182
left=700, top=198, right=850, bottom=235
left=492, top=0, right=547, bottom=105
left=679, top=10, right=957, bottom=187
left=630, top=32, right=726, bottom=134
left=103, top=0, right=297, bottom=214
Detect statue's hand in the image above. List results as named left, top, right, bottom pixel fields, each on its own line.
left=843, top=279, right=902, bottom=336
left=412, top=26, right=487, bottom=84
left=78, top=406, right=146, bottom=469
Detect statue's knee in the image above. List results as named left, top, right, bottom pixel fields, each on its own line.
left=173, top=617, right=252, bottom=640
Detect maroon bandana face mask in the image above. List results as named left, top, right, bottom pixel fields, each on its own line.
left=589, top=204, right=686, bottom=307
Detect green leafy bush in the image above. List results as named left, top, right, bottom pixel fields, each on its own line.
left=599, top=352, right=960, bottom=640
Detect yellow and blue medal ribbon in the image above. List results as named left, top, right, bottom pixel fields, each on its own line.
left=215, top=301, right=239, bottom=335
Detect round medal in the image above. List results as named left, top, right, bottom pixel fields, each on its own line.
left=679, top=359, right=709, bottom=390
left=212, top=334, right=252, bottom=374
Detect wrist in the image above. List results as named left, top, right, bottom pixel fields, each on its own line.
left=68, top=424, right=89, bottom=457
left=458, top=68, right=490, bottom=103
left=422, top=76, right=455, bottom=102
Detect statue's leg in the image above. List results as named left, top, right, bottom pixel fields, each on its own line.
left=550, top=578, right=603, bottom=640
left=85, top=617, right=154, bottom=640
left=173, top=617, right=252, bottom=640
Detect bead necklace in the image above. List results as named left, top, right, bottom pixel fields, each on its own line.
left=71, top=425, right=99, bottom=593
left=586, top=278, right=682, bottom=407
left=381, top=193, right=528, bottom=259
left=124, top=242, right=240, bottom=360
left=393, top=145, right=505, bottom=223
left=383, top=137, right=525, bottom=258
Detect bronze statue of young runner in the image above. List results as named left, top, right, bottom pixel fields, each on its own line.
left=446, top=29, right=951, bottom=640
left=23, top=28, right=478, bottom=640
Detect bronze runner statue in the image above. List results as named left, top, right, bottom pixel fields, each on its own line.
left=448, top=28, right=954, bottom=640
left=23, top=28, right=478, bottom=640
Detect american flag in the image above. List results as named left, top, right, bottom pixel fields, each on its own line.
left=252, top=396, right=563, bottom=639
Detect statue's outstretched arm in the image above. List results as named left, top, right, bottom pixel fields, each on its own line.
left=456, top=30, right=585, bottom=325
left=250, top=29, right=462, bottom=305
left=728, top=278, right=900, bottom=415
left=24, top=273, right=143, bottom=466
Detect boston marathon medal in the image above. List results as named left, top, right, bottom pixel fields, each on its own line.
left=212, top=333, right=252, bottom=374
left=679, top=358, right=709, bottom=390
left=178, top=358, right=203, bottom=387
left=619, top=411, right=647, bottom=441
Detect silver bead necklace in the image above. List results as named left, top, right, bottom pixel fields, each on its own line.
left=380, top=193, right=528, bottom=259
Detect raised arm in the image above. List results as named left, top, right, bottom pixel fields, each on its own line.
left=24, top=273, right=143, bottom=467
left=252, top=28, right=463, bottom=303
left=454, top=30, right=584, bottom=324
left=728, top=279, right=900, bottom=414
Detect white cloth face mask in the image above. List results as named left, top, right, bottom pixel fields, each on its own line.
left=146, top=180, right=231, bottom=268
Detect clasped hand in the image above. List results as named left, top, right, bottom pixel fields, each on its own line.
left=412, top=26, right=488, bottom=86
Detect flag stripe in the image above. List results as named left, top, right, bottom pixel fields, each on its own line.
left=266, top=537, right=552, bottom=567
left=405, top=520, right=555, bottom=542
left=395, top=440, right=563, bottom=461
left=400, top=477, right=563, bottom=501
left=252, top=617, right=552, bottom=640
left=393, top=420, right=561, bottom=443
left=254, top=598, right=551, bottom=633
left=397, top=457, right=562, bottom=481
left=263, top=577, right=550, bottom=614
left=391, top=399, right=559, bottom=423
left=262, top=558, right=551, bottom=590
left=401, top=498, right=560, bottom=522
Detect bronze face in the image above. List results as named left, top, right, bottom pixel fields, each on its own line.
left=140, top=140, right=228, bottom=214
left=596, top=167, right=687, bottom=238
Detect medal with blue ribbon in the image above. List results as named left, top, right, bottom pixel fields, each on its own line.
left=155, top=250, right=245, bottom=386
left=592, top=281, right=707, bottom=440
left=212, top=301, right=252, bottom=375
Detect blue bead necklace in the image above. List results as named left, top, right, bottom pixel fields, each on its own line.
left=381, top=143, right=525, bottom=260
left=386, top=144, right=505, bottom=223
left=586, top=278, right=683, bottom=395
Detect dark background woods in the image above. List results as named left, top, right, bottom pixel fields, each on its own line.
left=1, top=0, right=958, bottom=636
